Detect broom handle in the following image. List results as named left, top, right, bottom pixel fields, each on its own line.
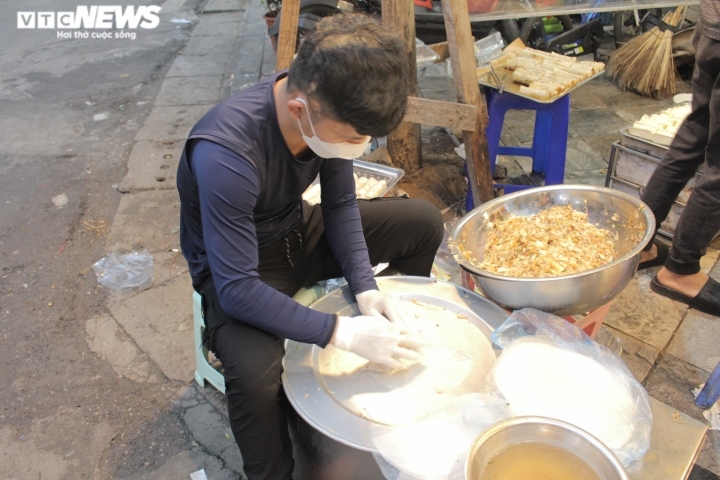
left=662, top=5, right=686, bottom=28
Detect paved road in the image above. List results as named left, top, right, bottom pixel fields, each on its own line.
left=0, top=1, right=217, bottom=478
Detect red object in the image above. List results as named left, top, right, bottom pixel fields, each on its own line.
left=467, top=0, right=499, bottom=14
left=460, top=270, right=611, bottom=339
left=561, top=302, right=612, bottom=339
left=413, top=0, right=434, bottom=9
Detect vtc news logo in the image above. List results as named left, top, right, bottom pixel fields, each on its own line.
left=17, top=6, right=161, bottom=29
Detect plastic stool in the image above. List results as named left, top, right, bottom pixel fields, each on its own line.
left=465, top=89, right=570, bottom=211
left=193, top=284, right=326, bottom=394
left=460, top=270, right=609, bottom=339
left=193, top=291, right=226, bottom=393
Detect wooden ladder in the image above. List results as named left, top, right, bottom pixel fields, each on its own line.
left=274, top=0, right=494, bottom=205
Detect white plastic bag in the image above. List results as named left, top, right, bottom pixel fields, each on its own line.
left=93, top=250, right=154, bottom=294
left=489, top=308, right=653, bottom=466
left=432, top=219, right=462, bottom=285
left=371, top=393, right=510, bottom=480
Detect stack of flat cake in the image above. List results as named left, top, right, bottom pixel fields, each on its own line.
left=478, top=41, right=605, bottom=101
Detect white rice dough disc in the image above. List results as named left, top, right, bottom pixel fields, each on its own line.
left=316, top=299, right=495, bottom=426
left=493, top=336, right=636, bottom=450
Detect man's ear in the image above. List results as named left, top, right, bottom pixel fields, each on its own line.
left=287, top=97, right=306, bottom=121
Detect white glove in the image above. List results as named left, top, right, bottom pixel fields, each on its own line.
left=356, top=289, right=400, bottom=323
left=330, top=315, right=423, bottom=369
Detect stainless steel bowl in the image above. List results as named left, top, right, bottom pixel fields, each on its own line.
left=449, top=185, right=654, bottom=316
left=465, top=416, right=629, bottom=480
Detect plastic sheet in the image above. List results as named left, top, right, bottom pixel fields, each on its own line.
left=372, top=393, right=510, bottom=480
left=93, top=250, right=154, bottom=294
left=489, top=308, right=653, bottom=466
left=431, top=219, right=462, bottom=285
left=319, top=262, right=390, bottom=295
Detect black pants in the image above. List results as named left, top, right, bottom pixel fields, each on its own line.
left=198, top=198, right=444, bottom=480
left=640, top=32, right=720, bottom=275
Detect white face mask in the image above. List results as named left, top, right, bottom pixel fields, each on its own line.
left=295, top=98, right=371, bottom=159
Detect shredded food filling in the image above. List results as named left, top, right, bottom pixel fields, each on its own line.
left=471, top=205, right=616, bottom=278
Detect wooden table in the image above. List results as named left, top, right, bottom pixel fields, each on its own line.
left=630, top=398, right=708, bottom=479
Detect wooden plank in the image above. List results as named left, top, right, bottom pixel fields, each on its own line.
left=382, top=0, right=422, bottom=174
left=404, top=97, right=476, bottom=131
left=442, top=0, right=494, bottom=205
left=275, top=0, right=300, bottom=71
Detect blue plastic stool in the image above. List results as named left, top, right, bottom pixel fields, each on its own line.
left=696, top=360, right=720, bottom=409
left=465, top=89, right=571, bottom=211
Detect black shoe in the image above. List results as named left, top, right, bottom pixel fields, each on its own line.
left=650, top=275, right=720, bottom=316
left=637, top=242, right=670, bottom=270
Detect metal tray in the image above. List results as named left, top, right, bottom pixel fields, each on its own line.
left=282, top=277, right=509, bottom=452
left=478, top=67, right=604, bottom=104
left=353, top=158, right=404, bottom=190
left=619, top=102, right=691, bottom=152
left=620, top=127, right=670, bottom=153
left=302, top=159, right=405, bottom=205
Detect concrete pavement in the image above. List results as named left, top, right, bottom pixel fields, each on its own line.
left=90, top=2, right=719, bottom=478
left=85, top=0, right=258, bottom=477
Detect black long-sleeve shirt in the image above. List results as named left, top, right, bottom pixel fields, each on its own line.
left=177, top=71, right=377, bottom=346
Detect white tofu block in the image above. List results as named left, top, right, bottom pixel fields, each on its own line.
left=652, top=130, right=676, bottom=146
left=628, top=124, right=657, bottom=140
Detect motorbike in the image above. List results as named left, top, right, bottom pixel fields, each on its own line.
left=266, top=0, right=523, bottom=51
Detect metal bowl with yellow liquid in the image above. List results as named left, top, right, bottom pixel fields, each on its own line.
left=465, top=416, right=629, bottom=480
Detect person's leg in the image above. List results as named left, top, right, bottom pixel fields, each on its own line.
left=639, top=33, right=716, bottom=264
left=361, top=198, right=445, bottom=276
left=197, top=198, right=443, bottom=479
left=654, top=34, right=720, bottom=304
left=199, top=278, right=294, bottom=480
left=300, top=198, right=444, bottom=282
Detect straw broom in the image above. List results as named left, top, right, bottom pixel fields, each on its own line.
left=607, top=6, right=686, bottom=99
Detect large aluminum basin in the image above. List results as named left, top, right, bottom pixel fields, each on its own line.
left=449, top=185, right=654, bottom=316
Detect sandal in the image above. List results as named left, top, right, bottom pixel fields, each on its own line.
left=637, top=242, right=670, bottom=270
left=650, top=275, right=720, bottom=316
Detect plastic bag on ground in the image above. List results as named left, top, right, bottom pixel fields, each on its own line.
left=93, top=250, right=154, bottom=294
left=488, top=308, right=653, bottom=466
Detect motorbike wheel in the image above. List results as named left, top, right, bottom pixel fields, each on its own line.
left=519, top=15, right=573, bottom=49
left=498, top=19, right=521, bottom=43
left=612, top=9, right=663, bottom=48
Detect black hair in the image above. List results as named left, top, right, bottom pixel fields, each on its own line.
left=287, top=13, right=409, bottom=137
